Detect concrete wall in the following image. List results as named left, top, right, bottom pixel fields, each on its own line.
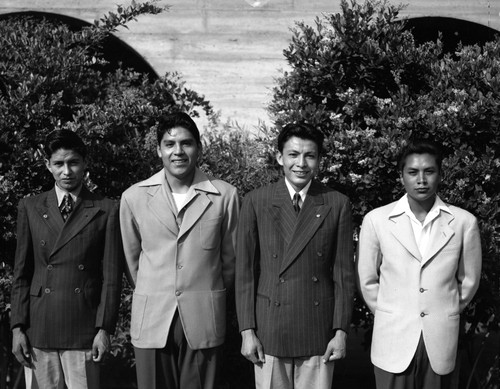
left=1, top=0, right=499, bottom=128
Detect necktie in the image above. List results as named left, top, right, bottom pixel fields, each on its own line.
left=292, top=192, right=301, bottom=214
left=60, top=194, right=74, bottom=221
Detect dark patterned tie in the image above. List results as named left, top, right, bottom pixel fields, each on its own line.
left=60, top=194, right=74, bottom=221
left=292, top=192, right=301, bottom=214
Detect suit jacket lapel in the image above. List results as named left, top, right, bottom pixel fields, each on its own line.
left=279, top=182, right=331, bottom=275
left=422, top=211, right=455, bottom=266
left=51, top=188, right=101, bottom=256
left=270, top=180, right=296, bottom=244
left=177, top=170, right=219, bottom=240
left=147, top=185, right=179, bottom=236
left=389, top=213, right=422, bottom=262
left=36, top=190, right=64, bottom=237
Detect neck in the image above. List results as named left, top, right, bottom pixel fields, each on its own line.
left=165, top=173, right=194, bottom=194
left=408, top=195, right=435, bottom=221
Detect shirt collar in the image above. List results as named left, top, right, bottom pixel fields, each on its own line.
left=389, top=194, right=453, bottom=221
left=284, top=178, right=312, bottom=201
left=54, top=184, right=82, bottom=206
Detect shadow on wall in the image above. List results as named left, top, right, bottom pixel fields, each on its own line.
left=404, top=16, right=498, bottom=53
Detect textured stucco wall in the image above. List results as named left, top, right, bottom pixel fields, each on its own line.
left=1, top=0, right=499, bottom=128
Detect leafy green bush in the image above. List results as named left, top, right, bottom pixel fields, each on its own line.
left=268, top=0, right=499, bottom=384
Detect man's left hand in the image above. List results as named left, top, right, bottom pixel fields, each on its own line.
left=92, top=329, right=110, bottom=362
left=322, top=329, right=347, bottom=363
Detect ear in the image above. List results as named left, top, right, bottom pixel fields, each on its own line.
left=45, top=158, right=51, bottom=171
left=157, top=145, right=162, bottom=159
left=276, top=151, right=284, bottom=166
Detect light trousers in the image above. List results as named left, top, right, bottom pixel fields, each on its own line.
left=30, top=348, right=99, bottom=389
left=255, top=354, right=335, bottom=389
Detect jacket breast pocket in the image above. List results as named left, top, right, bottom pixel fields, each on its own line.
left=200, top=217, right=221, bottom=250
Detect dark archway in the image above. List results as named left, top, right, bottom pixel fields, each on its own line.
left=0, top=11, right=159, bottom=80
left=404, top=17, right=499, bottom=53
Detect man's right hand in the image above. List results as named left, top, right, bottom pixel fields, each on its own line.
left=12, top=327, right=32, bottom=367
left=241, top=329, right=265, bottom=364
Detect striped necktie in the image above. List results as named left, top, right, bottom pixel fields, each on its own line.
left=292, top=192, right=301, bottom=213
left=60, top=194, right=74, bottom=221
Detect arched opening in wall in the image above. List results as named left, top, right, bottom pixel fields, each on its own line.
left=0, top=11, right=158, bottom=80
left=404, top=17, right=499, bottom=53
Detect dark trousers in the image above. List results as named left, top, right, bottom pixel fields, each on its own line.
left=374, top=334, right=458, bottom=389
left=134, top=311, right=220, bottom=389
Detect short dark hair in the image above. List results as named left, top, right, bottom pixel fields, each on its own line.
left=156, top=112, right=201, bottom=146
left=277, top=123, right=324, bottom=155
left=398, top=139, right=443, bottom=173
left=44, top=130, right=87, bottom=160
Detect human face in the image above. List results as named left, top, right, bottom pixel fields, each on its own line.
left=401, top=153, right=442, bottom=210
left=277, top=136, right=319, bottom=192
left=45, top=149, right=87, bottom=192
left=157, top=126, right=200, bottom=186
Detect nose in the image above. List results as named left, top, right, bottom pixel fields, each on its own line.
left=417, top=172, right=427, bottom=184
left=296, top=155, right=306, bottom=167
left=173, top=143, right=184, bottom=154
left=62, top=164, right=71, bottom=175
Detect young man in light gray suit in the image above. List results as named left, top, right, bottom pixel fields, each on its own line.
left=236, top=123, right=355, bottom=389
left=120, top=112, right=239, bottom=389
left=357, top=139, right=482, bottom=389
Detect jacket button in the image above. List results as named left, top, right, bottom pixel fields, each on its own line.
left=43, top=214, right=48, bottom=219
left=78, top=264, right=85, bottom=270
left=314, top=301, right=320, bottom=306
left=274, top=301, right=280, bottom=306
left=74, top=288, right=81, bottom=294
left=312, top=276, right=319, bottom=282
left=420, top=288, right=425, bottom=293
left=47, top=265, right=54, bottom=271
left=279, top=278, right=285, bottom=283
left=420, top=312, right=426, bottom=317
left=44, top=288, right=51, bottom=294
left=272, top=254, right=278, bottom=259
left=317, top=252, right=323, bottom=257
left=175, top=290, right=182, bottom=296
left=40, top=240, right=46, bottom=246
left=177, top=265, right=183, bottom=269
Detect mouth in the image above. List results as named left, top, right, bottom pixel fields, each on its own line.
left=293, top=170, right=309, bottom=178
left=415, top=188, right=429, bottom=193
left=171, top=159, right=188, bottom=165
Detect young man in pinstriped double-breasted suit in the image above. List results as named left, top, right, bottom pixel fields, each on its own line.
left=10, top=130, right=123, bottom=389
left=236, top=123, right=355, bottom=389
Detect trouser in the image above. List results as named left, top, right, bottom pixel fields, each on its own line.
left=134, top=311, right=220, bottom=389
left=374, top=334, right=457, bottom=389
left=30, top=348, right=99, bottom=389
left=255, top=353, right=335, bottom=389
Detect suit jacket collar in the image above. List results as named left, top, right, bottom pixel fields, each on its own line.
left=271, top=179, right=332, bottom=275
left=388, top=196, right=455, bottom=265
left=36, top=187, right=101, bottom=257
left=143, top=168, right=219, bottom=240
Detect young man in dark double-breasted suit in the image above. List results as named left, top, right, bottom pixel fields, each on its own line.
left=236, top=123, right=355, bottom=389
left=10, top=130, right=123, bottom=389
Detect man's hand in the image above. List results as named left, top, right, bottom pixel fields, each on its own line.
left=92, top=329, right=110, bottom=362
left=322, top=329, right=347, bottom=363
left=241, top=329, right=265, bottom=364
left=12, top=327, right=32, bottom=367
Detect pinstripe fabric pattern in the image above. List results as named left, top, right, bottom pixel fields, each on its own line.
left=236, top=179, right=355, bottom=358
left=10, top=188, right=123, bottom=349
